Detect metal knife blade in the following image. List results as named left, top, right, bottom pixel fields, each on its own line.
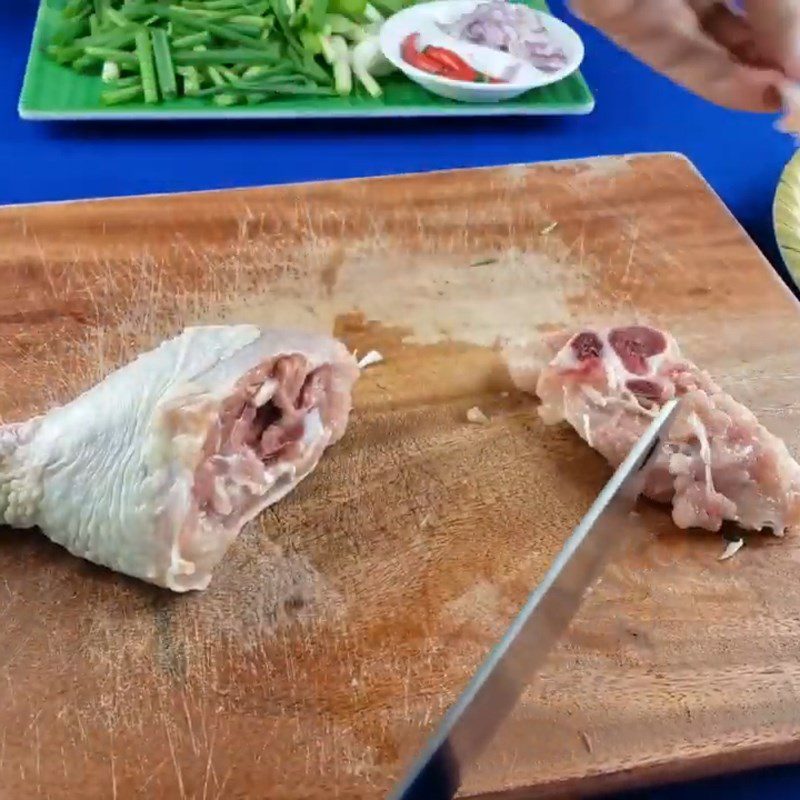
left=388, top=398, right=681, bottom=800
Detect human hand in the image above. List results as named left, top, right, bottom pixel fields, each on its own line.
left=569, top=0, right=800, bottom=111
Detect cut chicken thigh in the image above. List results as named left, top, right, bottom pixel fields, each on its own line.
left=506, top=325, right=800, bottom=535
left=0, top=326, right=359, bottom=591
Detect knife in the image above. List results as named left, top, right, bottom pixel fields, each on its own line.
left=388, top=398, right=681, bottom=800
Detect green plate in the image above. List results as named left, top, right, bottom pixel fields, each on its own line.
left=775, top=150, right=800, bottom=287
left=19, top=0, right=595, bottom=120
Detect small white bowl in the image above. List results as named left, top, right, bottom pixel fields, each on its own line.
left=379, top=0, right=584, bottom=103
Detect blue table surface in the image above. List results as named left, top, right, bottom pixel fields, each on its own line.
left=3, top=2, right=800, bottom=798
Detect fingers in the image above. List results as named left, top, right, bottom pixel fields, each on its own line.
left=570, top=0, right=784, bottom=110
left=744, top=0, right=800, bottom=78
left=694, top=1, right=777, bottom=69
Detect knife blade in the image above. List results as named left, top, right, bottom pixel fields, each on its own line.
left=388, top=398, right=681, bottom=800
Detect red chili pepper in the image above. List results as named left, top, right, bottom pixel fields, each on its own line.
left=423, top=45, right=479, bottom=82
left=401, top=33, right=506, bottom=83
left=401, top=33, right=447, bottom=75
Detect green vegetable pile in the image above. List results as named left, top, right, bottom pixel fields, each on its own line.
left=46, top=0, right=409, bottom=106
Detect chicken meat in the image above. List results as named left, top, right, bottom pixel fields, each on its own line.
left=506, top=325, right=800, bottom=535
left=0, top=326, right=359, bottom=591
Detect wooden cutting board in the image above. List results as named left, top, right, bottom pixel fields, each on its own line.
left=3, top=153, right=800, bottom=800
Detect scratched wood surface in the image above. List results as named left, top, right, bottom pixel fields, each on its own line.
left=3, top=153, right=800, bottom=800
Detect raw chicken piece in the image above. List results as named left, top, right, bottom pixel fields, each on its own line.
left=0, top=326, right=359, bottom=592
left=505, top=325, right=800, bottom=535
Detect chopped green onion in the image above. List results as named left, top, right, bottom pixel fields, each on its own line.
left=134, top=29, right=159, bottom=103
left=151, top=28, right=178, bottom=99
left=85, top=46, right=139, bottom=66
left=218, top=65, right=240, bottom=82
left=164, top=8, right=277, bottom=50
left=45, top=0, right=398, bottom=107
left=178, top=65, right=202, bottom=94
left=213, top=93, right=241, bottom=106
left=173, top=46, right=281, bottom=65
left=101, top=84, right=144, bottom=105
left=76, top=27, right=138, bottom=49
left=110, top=74, right=143, bottom=88
left=207, top=65, right=227, bottom=86
left=72, top=54, right=96, bottom=72
left=101, top=59, right=121, bottom=82
left=104, top=7, right=130, bottom=27
left=171, top=31, right=210, bottom=49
